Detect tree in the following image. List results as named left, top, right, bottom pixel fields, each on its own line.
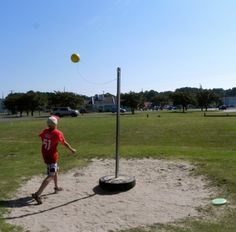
left=225, top=87, right=236, bottom=97
left=138, top=94, right=146, bottom=110
left=151, top=93, right=170, bottom=109
left=3, top=93, right=27, bottom=116
left=212, top=88, right=224, bottom=98
left=36, top=92, right=49, bottom=114
left=142, top=90, right=158, bottom=101
left=121, top=92, right=140, bottom=114
left=3, top=93, right=19, bottom=114
left=196, top=88, right=220, bottom=111
left=170, top=91, right=193, bottom=112
left=48, top=91, right=84, bottom=109
left=23, top=91, right=40, bottom=116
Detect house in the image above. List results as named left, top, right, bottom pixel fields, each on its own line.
left=89, top=94, right=116, bottom=112
left=143, top=102, right=153, bottom=110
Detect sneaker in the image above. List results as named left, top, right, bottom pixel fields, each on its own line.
left=54, top=187, right=63, bottom=194
left=32, top=193, right=42, bottom=205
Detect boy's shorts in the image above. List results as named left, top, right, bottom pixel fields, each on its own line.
left=47, top=163, right=58, bottom=176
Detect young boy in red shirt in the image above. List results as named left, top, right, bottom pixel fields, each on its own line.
left=32, top=116, right=76, bottom=204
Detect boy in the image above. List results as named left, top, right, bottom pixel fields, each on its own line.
left=32, top=116, right=76, bottom=204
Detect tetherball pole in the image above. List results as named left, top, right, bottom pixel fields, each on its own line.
left=115, top=67, right=121, bottom=178
left=98, top=67, right=136, bottom=192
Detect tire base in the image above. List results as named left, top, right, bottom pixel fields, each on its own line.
left=99, top=175, right=136, bottom=192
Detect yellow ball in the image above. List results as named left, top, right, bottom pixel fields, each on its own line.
left=71, top=53, right=80, bottom=63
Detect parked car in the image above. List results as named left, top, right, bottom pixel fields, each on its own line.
left=218, top=105, right=227, bottom=110
left=79, top=108, right=87, bottom=114
left=166, top=105, right=177, bottom=110
left=112, top=108, right=127, bottom=113
left=51, top=107, right=79, bottom=117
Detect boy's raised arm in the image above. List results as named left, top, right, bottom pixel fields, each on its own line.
left=64, top=141, right=76, bottom=154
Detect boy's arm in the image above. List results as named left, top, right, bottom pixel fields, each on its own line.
left=63, top=140, right=76, bottom=154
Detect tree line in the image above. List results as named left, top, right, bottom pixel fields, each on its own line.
left=2, top=87, right=236, bottom=115
left=121, top=86, right=234, bottom=113
left=3, top=91, right=84, bottom=116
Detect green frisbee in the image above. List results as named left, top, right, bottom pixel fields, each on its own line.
left=211, top=198, right=227, bottom=205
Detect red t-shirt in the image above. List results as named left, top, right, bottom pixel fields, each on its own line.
left=39, top=128, right=65, bottom=164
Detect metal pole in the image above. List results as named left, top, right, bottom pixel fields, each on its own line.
left=115, top=67, right=121, bottom=178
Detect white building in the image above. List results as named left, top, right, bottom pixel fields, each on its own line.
left=223, top=97, right=236, bottom=107
left=91, top=94, right=116, bottom=112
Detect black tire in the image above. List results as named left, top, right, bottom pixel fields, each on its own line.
left=99, top=175, right=136, bottom=192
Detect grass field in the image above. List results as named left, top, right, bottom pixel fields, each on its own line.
left=0, top=110, right=236, bottom=231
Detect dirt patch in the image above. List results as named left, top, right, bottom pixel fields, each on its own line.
left=5, top=159, right=215, bottom=232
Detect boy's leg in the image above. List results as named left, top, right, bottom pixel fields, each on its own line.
left=36, top=175, right=54, bottom=196
left=32, top=175, right=53, bottom=204
left=54, top=172, right=58, bottom=189
left=32, top=163, right=56, bottom=204
left=37, top=163, right=57, bottom=195
left=53, top=171, right=63, bottom=193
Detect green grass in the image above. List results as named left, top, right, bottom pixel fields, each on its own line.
left=0, top=111, right=236, bottom=231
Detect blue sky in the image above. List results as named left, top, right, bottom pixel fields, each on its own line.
left=1, top=0, right=236, bottom=97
